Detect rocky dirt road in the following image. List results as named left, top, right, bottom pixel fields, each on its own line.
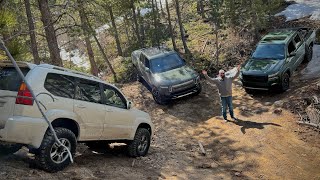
left=1, top=75, right=320, bottom=179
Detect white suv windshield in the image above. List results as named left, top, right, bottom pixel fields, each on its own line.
left=0, top=67, right=29, bottom=91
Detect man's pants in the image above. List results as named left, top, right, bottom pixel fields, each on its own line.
left=220, top=96, right=234, bottom=119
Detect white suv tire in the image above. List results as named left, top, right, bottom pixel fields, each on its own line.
left=36, top=128, right=76, bottom=173
left=127, top=128, right=151, bottom=157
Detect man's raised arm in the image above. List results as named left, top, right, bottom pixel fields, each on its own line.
left=202, top=70, right=219, bottom=84
left=229, top=65, right=241, bottom=80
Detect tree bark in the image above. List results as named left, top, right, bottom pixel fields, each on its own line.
left=107, top=4, right=123, bottom=56
left=84, top=15, right=118, bottom=82
left=93, top=34, right=118, bottom=82
left=38, top=0, right=63, bottom=66
left=174, top=0, right=190, bottom=55
left=137, top=1, right=145, bottom=47
left=24, top=0, right=40, bottom=65
left=123, top=14, right=131, bottom=44
left=131, top=0, right=142, bottom=48
left=159, top=0, right=164, bottom=15
left=77, top=0, right=99, bottom=76
left=165, top=0, right=177, bottom=51
left=151, top=0, right=159, bottom=47
left=199, top=0, right=205, bottom=18
left=175, top=0, right=190, bottom=55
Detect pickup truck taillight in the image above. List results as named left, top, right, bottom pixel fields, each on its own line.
left=15, top=82, right=34, bottom=106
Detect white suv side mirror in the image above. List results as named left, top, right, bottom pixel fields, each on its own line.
left=127, top=101, right=133, bottom=109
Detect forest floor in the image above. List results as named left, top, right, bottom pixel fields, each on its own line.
left=1, top=62, right=320, bottom=179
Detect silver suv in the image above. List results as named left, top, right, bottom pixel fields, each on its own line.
left=132, top=47, right=201, bottom=104
left=0, top=61, right=154, bottom=172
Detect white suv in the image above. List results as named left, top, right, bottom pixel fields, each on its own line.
left=0, top=61, right=154, bottom=172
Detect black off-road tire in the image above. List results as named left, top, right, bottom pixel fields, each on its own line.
left=281, top=73, right=290, bottom=92
left=0, top=142, right=23, bottom=155
left=35, top=128, right=76, bottom=173
left=245, top=88, right=254, bottom=94
left=127, top=128, right=151, bottom=157
left=304, top=45, right=313, bottom=62
left=152, top=87, right=168, bottom=105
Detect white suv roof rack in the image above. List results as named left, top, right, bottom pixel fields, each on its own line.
left=38, top=64, right=101, bottom=80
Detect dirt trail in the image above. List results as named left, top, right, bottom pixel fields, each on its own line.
left=1, top=79, right=320, bottom=179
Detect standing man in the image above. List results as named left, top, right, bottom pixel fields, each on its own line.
left=202, top=65, right=241, bottom=121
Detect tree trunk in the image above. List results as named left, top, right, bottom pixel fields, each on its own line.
left=107, top=5, right=123, bottom=56
left=93, top=35, right=118, bottom=82
left=199, top=0, right=205, bottom=18
left=151, top=0, right=159, bottom=47
left=159, top=0, right=164, bottom=15
left=131, top=0, right=142, bottom=48
left=155, top=0, right=161, bottom=46
left=215, top=29, right=219, bottom=65
left=123, top=14, right=131, bottom=44
left=38, top=0, right=63, bottom=66
left=165, top=0, right=177, bottom=51
left=137, top=1, right=145, bottom=47
left=24, top=0, right=40, bottom=65
left=84, top=14, right=117, bottom=82
left=77, top=0, right=99, bottom=76
left=174, top=0, right=190, bottom=55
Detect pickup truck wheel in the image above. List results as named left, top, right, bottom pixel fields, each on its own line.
left=281, top=73, right=290, bottom=92
left=0, top=142, right=23, bottom=155
left=245, top=88, right=254, bottom=94
left=35, top=128, right=76, bottom=173
left=152, top=88, right=168, bottom=105
left=127, top=128, right=151, bottom=157
left=136, top=73, right=142, bottom=82
left=305, top=45, right=313, bottom=62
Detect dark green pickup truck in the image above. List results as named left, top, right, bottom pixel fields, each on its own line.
left=240, top=28, right=316, bottom=92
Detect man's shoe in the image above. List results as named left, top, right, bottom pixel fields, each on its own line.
left=231, top=117, right=238, bottom=121
left=223, top=118, right=228, bottom=122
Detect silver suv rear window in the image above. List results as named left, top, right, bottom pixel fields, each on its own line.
left=0, top=67, right=29, bottom=91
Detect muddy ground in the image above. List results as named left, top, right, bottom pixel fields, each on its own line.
left=1, top=65, right=320, bottom=179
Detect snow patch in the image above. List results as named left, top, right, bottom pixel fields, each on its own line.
left=60, top=48, right=90, bottom=69
left=275, top=0, right=320, bottom=21
left=301, top=45, right=320, bottom=80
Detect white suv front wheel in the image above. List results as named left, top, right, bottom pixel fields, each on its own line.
left=36, top=128, right=76, bottom=172
left=127, top=128, right=151, bottom=157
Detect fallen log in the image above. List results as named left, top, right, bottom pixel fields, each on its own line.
left=297, top=121, right=319, bottom=128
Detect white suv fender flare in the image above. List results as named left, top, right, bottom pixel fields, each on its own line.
left=33, top=109, right=82, bottom=148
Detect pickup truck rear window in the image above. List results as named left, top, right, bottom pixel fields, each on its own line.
left=252, top=44, right=285, bottom=60
left=0, top=67, right=29, bottom=91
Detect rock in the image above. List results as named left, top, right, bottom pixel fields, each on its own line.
left=273, top=108, right=282, bottom=115
left=210, top=162, right=219, bottom=168
left=235, top=172, right=241, bottom=177
left=240, top=106, right=248, bottom=112
left=254, top=109, right=264, bottom=114
left=265, top=102, right=272, bottom=106
left=274, top=100, right=284, bottom=107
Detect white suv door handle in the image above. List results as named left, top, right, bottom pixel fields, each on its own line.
left=76, top=104, right=86, bottom=108
left=106, top=109, right=113, bottom=112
